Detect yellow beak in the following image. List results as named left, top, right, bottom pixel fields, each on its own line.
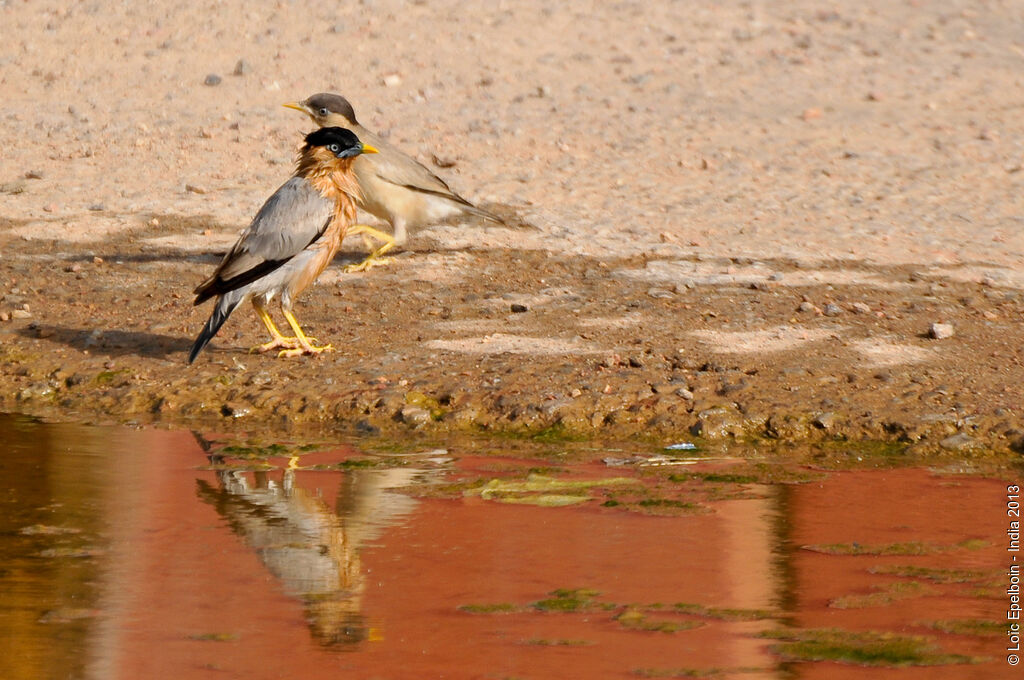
left=361, top=144, right=379, bottom=155
left=282, top=101, right=310, bottom=114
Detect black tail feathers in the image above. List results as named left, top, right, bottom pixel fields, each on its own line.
left=188, top=296, right=241, bottom=364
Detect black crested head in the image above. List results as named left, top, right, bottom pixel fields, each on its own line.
left=304, top=126, right=365, bottom=158
left=303, top=93, right=358, bottom=125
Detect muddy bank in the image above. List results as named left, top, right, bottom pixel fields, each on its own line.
left=3, top=0, right=1024, bottom=455
left=1, top=217, right=1022, bottom=456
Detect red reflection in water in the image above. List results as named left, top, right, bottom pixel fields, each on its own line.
left=100, top=439, right=779, bottom=679
left=0, top=417, right=1012, bottom=680
left=787, top=470, right=1008, bottom=679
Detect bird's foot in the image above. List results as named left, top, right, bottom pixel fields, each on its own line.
left=343, top=256, right=394, bottom=273
left=277, top=342, right=334, bottom=358
left=250, top=336, right=300, bottom=354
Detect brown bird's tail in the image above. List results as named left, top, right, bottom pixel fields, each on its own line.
left=188, top=292, right=242, bottom=363
left=463, top=203, right=506, bottom=226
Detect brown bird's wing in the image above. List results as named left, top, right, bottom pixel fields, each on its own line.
left=193, top=177, right=333, bottom=304
left=357, top=127, right=504, bottom=224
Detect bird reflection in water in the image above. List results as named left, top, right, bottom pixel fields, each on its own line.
left=194, top=437, right=428, bottom=648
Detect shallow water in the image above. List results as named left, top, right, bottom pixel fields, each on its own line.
left=0, top=414, right=1012, bottom=679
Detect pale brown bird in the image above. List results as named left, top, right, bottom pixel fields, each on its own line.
left=284, top=93, right=502, bottom=271
left=188, top=127, right=378, bottom=363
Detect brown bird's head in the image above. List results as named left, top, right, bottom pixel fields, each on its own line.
left=284, top=93, right=358, bottom=128
left=296, top=127, right=378, bottom=179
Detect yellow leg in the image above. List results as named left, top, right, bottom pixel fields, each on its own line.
left=343, top=224, right=396, bottom=273
left=250, top=303, right=300, bottom=354
left=277, top=309, right=333, bottom=358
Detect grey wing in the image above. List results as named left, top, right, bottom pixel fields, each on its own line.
left=194, top=177, right=332, bottom=303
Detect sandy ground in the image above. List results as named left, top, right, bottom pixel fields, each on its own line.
left=1, top=0, right=1024, bottom=452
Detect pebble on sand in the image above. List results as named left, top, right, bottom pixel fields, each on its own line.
left=203, top=73, right=222, bottom=86
left=928, top=322, right=954, bottom=339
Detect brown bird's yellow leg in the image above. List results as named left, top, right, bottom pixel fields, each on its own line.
left=250, top=302, right=301, bottom=354
left=277, top=309, right=333, bottom=358
left=343, top=224, right=396, bottom=273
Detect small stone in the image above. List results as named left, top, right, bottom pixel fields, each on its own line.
left=88, top=203, right=105, bottom=211
left=42, top=203, right=57, bottom=213
left=928, top=322, right=954, bottom=339
left=203, top=73, right=222, bottom=86
left=64, top=263, right=81, bottom=273
left=400, top=405, right=431, bottom=426
left=232, top=59, right=250, bottom=76
left=850, top=302, right=871, bottom=314
left=185, top=183, right=207, bottom=194
left=797, top=301, right=818, bottom=313
left=939, top=432, right=981, bottom=451
left=11, top=309, right=31, bottom=319
left=92, top=256, right=104, bottom=264
left=220, top=402, right=251, bottom=418
left=647, top=287, right=674, bottom=299
left=823, top=303, right=843, bottom=316
left=510, top=303, right=528, bottom=313
left=812, top=412, right=837, bottom=430
left=802, top=107, right=823, bottom=121
left=675, top=388, right=694, bottom=400
left=0, top=312, right=9, bottom=321
left=628, top=356, right=644, bottom=368
left=382, top=73, right=402, bottom=87
left=149, top=217, right=160, bottom=227
left=24, top=169, right=44, bottom=179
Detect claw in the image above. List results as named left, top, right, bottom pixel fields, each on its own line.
left=277, top=343, right=333, bottom=358
left=344, top=256, right=394, bottom=273
left=250, top=337, right=300, bottom=354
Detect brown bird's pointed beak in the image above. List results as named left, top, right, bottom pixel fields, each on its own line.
left=283, top=101, right=312, bottom=115
left=360, top=144, right=379, bottom=155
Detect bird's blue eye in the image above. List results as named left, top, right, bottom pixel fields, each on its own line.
left=328, top=143, right=340, bottom=154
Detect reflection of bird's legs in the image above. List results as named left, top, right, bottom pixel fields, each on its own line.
left=278, top=309, right=333, bottom=357
left=250, top=300, right=300, bottom=353
left=343, top=224, right=395, bottom=272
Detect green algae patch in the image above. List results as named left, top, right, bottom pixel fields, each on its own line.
left=668, top=472, right=760, bottom=484
left=672, top=603, right=777, bottom=621
left=95, top=369, right=130, bottom=385
left=615, top=608, right=704, bottom=633
left=404, top=391, right=446, bottom=420
left=467, top=474, right=640, bottom=506
left=868, top=564, right=1000, bottom=585
left=922, top=619, right=1005, bottom=636
left=523, top=638, right=594, bottom=646
left=830, top=581, right=934, bottom=609
left=803, top=538, right=990, bottom=556
left=458, top=602, right=520, bottom=614
left=532, top=588, right=601, bottom=612
left=762, top=628, right=983, bottom=666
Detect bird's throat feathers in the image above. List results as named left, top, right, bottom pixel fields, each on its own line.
left=296, top=146, right=362, bottom=209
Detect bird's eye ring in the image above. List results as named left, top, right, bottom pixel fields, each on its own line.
left=328, top=143, right=340, bottom=154
left=318, top=107, right=329, bottom=117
